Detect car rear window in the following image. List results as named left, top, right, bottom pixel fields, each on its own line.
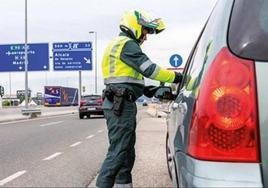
left=82, top=95, right=101, bottom=100
left=228, top=0, right=268, bottom=61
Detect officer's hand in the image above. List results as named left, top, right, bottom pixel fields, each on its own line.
left=173, top=72, right=183, bottom=84
left=143, top=85, right=159, bottom=98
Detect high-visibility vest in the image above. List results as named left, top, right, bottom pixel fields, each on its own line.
left=102, top=36, right=144, bottom=85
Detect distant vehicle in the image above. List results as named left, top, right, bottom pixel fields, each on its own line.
left=142, top=99, right=148, bottom=106
left=136, top=97, right=145, bottom=103
left=44, top=86, right=78, bottom=106
left=79, top=95, right=104, bottom=119
left=151, top=97, right=159, bottom=103
left=154, top=0, right=267, bottom=187
left=136, top=96, right=150, bottom=106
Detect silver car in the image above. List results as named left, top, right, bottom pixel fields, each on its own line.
left=162, top=0, right=268, bottom=187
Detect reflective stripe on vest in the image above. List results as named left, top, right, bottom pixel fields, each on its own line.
left=102, top=36, right=144, bottom=85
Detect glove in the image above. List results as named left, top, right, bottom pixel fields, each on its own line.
left=173, top=72, right=183, bottom=84
left=143, top=85, right=159, bottom=98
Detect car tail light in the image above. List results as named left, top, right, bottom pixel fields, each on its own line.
left=80, top=100, right=86, bottom=106
left=79, top=106, right=87, bottom=110
left=96, top=98, right=103, bottom=104
left=188, top=47, right=260, bottom=162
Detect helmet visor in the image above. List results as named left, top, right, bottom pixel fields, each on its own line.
left=134, top=10, right=165, bottom=35
left=139, top=17, right=165, bottom=34
left=136, top=11, right=157, bottom=32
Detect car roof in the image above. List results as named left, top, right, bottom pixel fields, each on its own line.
left=82, top=94, right=101, bottom=97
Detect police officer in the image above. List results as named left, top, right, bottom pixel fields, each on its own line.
left=96, top=10, right=183, bottom=188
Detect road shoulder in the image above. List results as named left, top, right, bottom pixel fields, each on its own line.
left=132, top=115, right=172, bottom=187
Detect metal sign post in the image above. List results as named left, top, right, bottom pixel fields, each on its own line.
left=79, top=71, right=82, bottom=106
left=89, top=31, right=97, bottom=94
left=0, top=96, right=2, bottom=109
left=0, top=85, right=3, bottom=109
left=9, top=72, right=12, bottom=106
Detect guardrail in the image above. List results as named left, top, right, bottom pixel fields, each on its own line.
left=21, top=108, right=42, bottom=118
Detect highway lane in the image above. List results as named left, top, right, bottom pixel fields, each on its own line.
left=0, top=113, right=108, bottom=187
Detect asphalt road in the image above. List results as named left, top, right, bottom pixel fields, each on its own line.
left=0, top=106, right=171, bottom=187
left=0, top=113, right=107, bottom=187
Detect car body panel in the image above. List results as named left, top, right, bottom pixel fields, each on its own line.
left=255, top=62, right=268, bottom=186
left=166, top=0, right=266, bottom=187
left=79, top=106, right=103, bottom=114
left=176, top=152, right=262, bottom=187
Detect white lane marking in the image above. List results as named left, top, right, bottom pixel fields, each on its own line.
left=86, top=135, right=95, bottom=139
left=0, top=170, right=27, bottom=186
left=70, top=141, right=82, bottom=147
left=0, top=114, right=76, bottom=125
left=40, top=121, right=64, bottom=127
left=42, top=152, right=62, bottom=161
left=98, top=130, right=103, bottom=133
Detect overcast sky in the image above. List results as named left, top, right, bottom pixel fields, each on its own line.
left=0, top=0, right=217, bottom=97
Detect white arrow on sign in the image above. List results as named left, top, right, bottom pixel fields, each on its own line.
left=84, top=57, right=91, bottom=64
left=173, top=56, right=179, bottom=67
left=19, top=66, right=23, bottom=70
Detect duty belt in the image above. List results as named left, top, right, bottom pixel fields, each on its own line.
left=103, top=86, right=137, bottom=116
left=103, top=86, right=136, bottom=103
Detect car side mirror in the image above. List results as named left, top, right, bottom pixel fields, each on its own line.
left=154, top=86, right=175, bottom=100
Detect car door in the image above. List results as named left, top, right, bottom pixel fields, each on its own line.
left=166, top=39, right=195, bottom=154
left=171, top=0, right=231, bottom=155
left=168, top=26, right=207, bottom=154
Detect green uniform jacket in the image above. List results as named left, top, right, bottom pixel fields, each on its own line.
left=102, top=32, right=179, bottom=99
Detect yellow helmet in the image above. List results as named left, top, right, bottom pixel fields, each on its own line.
left=120, top=10, right=165, bottom=41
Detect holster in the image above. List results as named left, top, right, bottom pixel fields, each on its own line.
left=112, top=87, right=126, bottom=116
left=103, top=88, right=114, bottom=102
left=104, top=86, right=131, bottom=117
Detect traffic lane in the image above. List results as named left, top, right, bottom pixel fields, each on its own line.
left=3, top=127, right=108, bottom=187
left=0, top=114, right=107, bottom=185
left=0, top=114, right=81, bottom=146
left=0, top=106, right=146, bottom=187
left=0, top=114, right=105, bottom=149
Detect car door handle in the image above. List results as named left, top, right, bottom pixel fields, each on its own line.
left=178, top=103, right=187, bottom=115
left=172, top=102, right=179, bottom=110
left=172, top=102, right=186, bottom=114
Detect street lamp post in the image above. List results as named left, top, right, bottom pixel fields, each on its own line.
left=21, top=0, right=41, bottom=117
left=24, top=0, right=29, bottom=109
left=89, top=31, right=97, bottom=94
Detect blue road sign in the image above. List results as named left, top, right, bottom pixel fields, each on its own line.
left=52, top=42, right=92, bottom=71
left=0, top=43, right=49, bottom=72
left=169, top=54, right=183, bottom=67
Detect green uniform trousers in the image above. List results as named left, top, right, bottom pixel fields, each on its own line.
left=96, top=98, right=137, bottom=188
